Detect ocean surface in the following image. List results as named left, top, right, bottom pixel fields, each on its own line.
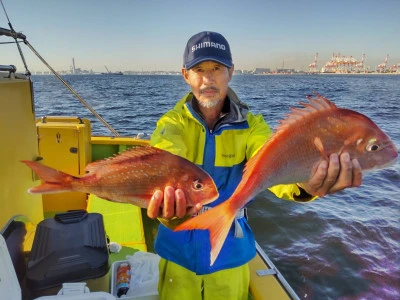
left=32, top=74, right=400, bottom=300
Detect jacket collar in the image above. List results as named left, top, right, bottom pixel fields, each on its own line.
left=176, top=87, right=249, bottom=125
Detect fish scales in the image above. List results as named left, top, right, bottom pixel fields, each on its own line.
left=22, top=145, right=219, bottom=223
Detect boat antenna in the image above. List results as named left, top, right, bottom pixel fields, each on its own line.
left=0, top=0, right=120, bottom=136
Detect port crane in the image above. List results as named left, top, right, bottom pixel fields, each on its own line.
left=376, top=54, right=389, bottom=73
left=354, top=54, right=365, bottom=73
left=308, top=53, right=318, bottom=73
left=322, top=53, right=367, bottom=73
left=102, top=65, right=123, bottom=75
left=104, top=65, right=111, bottom=73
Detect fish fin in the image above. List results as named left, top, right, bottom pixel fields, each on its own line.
left=28, top=182, right=70, bottom=194
left=307, top=92, right=337, bottom=110
left=275, top=93, right=337, bottom=134
left=339, top=134, right=360, bottom=155
left=85, top=145, right=164, bottom=173
left=313, top=137, right=329, bottom=160
left=174, top=201, right=236, bottom=266
left=21, top=160, right=73, bottom=193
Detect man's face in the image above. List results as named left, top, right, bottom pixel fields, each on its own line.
left=182, top=61, right=234, bottom=109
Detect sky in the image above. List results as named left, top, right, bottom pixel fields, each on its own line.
left=1, top=0, right=399, bottom=73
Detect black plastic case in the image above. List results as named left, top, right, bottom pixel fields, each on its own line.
left=26, top=210, right=109, bottom=291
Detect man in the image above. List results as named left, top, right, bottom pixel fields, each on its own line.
left=148, top=31, right=362, bottom=299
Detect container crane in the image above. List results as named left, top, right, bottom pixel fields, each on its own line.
left=376, top=54, right=389, bottom=73
left=354, top=53, right=365, bottom=73
left=308, top=53, right=318, bottom=73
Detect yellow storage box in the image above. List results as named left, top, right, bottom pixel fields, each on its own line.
left=36, top=116, right=92, bottom=212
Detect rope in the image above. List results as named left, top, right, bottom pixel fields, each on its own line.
left=0, top=0, right=11, bottom=22
left=23, top=40, right=120, bottom=136
left=1, top=0, right=120, bottom=136
left=0, top=41, right=21, bottom=44
left=1, top=0, right=30, bottom=75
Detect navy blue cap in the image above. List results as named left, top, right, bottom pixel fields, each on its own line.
left=183, top=31, right=233, bottom=69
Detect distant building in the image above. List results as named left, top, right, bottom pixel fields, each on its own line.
left=275, top=68, right=295, bottom=74
left=252, top=68, right=271, bottom=74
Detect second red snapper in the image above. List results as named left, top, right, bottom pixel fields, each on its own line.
left=175, top=93, right=398, bottom=265
left=23, top=145, right=219, bottom=227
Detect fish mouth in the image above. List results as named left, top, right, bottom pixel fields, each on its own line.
left=368, top=156, right=398, bottom=171
left=381, top=157, right=398, bottom=168
left=379, top=142, right=399, bottom=168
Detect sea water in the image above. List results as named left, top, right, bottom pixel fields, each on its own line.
left=32, top=74, right=400, bottom=299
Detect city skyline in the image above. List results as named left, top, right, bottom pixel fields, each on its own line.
left=1, top=0, right=399, bottom=73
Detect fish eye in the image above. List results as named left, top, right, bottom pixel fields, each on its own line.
left=192, top=180, right=204, bottom=190
left=366, top=140, right=380, bottom=152
left=369, top=144, right=379, bottom=151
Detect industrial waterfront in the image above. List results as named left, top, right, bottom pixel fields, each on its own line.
left=29, top=53, right=400, bottom=76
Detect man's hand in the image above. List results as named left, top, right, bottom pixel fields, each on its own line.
left=147, top=186, right=203, bottom=219
left=299, top=152, right=362, bottom=197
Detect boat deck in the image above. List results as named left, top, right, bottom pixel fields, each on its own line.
left=0, top=73, right=299, bottom=299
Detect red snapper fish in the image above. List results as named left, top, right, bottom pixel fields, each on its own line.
left=175, top=93, right=398, bottom=265
left=23, top=146, right=219, bottom=227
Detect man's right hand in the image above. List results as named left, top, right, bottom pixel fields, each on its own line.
left=147, top=186, right=203, bottom=219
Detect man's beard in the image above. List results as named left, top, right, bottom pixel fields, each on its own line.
left=198, top=98, right=221, bottom=108
left=198, top=87, right=221, bottom=108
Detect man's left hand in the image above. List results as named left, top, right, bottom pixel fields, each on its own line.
left=298, top=152, right=362, bottom=197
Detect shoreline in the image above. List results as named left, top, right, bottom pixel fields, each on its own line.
left=27, top=72, right=400, bottom=76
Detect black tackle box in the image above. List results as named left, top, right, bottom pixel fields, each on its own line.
left=26, top=210, right=110, bottom=293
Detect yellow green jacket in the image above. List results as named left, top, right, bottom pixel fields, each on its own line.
left=150, top=87, right=306, bottom=274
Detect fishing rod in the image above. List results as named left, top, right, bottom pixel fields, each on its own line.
left=0, top=0, right=120, bottom=136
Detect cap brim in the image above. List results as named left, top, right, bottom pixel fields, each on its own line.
left=185, top=56, right=233, bottom=70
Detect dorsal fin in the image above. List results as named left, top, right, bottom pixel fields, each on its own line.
left=275, top=92, right=337, bottom=134
left=242, top=93, right=338, bottom=176
left=85, top=145, right=164, bottom=173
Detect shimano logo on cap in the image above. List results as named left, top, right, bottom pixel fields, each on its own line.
left=183, top=31, right=233, bottom=69
left=191, top=42, right=226, bottom=52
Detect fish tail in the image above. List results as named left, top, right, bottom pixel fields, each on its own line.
left=175, top=200, right=237, bottom=266
left=21, top=160, right=74, bottom=194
